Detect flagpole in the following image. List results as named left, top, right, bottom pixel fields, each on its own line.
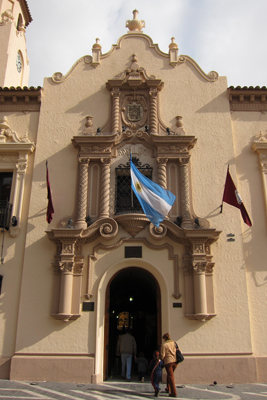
left=220, top=164, right=230, bottom=213
left=130, top=153, right=133, bottom=208
left=46, top=160, right=54, bottom=223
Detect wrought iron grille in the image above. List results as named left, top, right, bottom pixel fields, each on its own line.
left=115, top=157, right=152, bottom=214
left=0, top=201, right=12, bottom=230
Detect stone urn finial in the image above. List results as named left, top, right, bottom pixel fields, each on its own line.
left=92, top=38, right=102, bottom=67
left=176, top=116, right=183, bottom=128
left=169, top=37, right=178, bottom=50
left=126, top=10, right=145, bottom=32
left=169, top=37, right=179, bottom=66
left=175, top=116, right=185, bottom=135
left=83, top=116, right=94, bottom=135
left=92, top=38, right=101, bottom=50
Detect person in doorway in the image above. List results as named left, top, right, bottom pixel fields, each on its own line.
left=160, top=332, right=178, bottom=397
left=135, top=351, right=148, bottom=382
left=149, top=350, right=164, bottom=397
left=117, top=326, right=137, bottom=381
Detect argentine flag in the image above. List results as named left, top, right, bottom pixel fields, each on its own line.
left=130, top=155, right=176, bottom=227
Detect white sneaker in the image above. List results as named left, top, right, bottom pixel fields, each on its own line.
left=141, top=377, right=145, bottom=383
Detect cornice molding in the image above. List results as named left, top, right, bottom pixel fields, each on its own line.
left=47, top=215, right=220, bottom=245
left=228, top=86, right=267, bottom=111
left=0, top=87, right=42, bottom=112
left=72, top=131, right=197, bottom=159
left=19, top=0, right=33, bottom=27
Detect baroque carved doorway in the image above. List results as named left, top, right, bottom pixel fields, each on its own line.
left=104, top=267, right=161, bottom=380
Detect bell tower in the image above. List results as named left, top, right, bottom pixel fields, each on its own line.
left=0, top=0, right=32, bottom=87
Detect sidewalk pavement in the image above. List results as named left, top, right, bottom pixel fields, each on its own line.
left=0, top=378, right=267, bottom=399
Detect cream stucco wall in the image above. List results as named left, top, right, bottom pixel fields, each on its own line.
left=1, top=23, right=266, bottom=384
left=15, top=33, right=252, bottom=365
left=231, top=111, right=267, bottom=357
left=0, top=110, right=39, bottom=377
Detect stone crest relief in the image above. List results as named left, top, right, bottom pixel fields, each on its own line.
left=122, top=93, right=147, bottom=131
left=127, top=103, right=143, bottom=122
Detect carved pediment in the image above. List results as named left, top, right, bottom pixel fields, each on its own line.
left=106, top=54, right=163, bottom=91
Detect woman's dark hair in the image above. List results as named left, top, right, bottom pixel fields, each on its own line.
left=162, top=332, right=171, bottom=341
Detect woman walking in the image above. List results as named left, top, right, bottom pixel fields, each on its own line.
left=160, top=332, right=179, bottom=398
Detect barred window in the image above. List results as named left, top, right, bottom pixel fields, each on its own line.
left=0, top=172, right=13, bottom=229
left=115, top=157, right=152, bottom=214
left=0, top=172, right=13, bottom=201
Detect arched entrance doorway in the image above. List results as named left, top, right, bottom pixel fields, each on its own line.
left=104, top=267, right=161, bottom=380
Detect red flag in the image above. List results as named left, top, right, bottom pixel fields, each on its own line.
left=46, top=161, right=54, bottom=223
left=221, top=166, right=252, bottom=227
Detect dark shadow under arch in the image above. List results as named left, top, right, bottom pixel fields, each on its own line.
left=104, top=267, right=161, bottom=380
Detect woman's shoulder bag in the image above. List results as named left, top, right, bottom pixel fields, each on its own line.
left=175, top=341, right=184, bottom=363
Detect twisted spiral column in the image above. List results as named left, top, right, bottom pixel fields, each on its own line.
left=149, top=89, right=158, bottom=133
left=157, top=158, right=168, bottom=189
left=76, top=157, right=89, bottom=229
left=179, top=157, right=193, bottom=228
left=100, top=158, right=111, bottom=217
left=111, top=89, right=120, bottom=134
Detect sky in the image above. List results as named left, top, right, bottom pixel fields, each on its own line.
left=25, top=0, right=267, bottom=88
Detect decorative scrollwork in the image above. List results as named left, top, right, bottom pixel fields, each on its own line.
left=99, top=220, right=118, bottom=239
left=177, top=55, right=219, bottom=82
left=149, top=223, right=167, bottom=239
left=52, top=72, right=64, bottom=82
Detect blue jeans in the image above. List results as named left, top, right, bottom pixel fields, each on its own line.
left=121, top=353, right=132, bottom=380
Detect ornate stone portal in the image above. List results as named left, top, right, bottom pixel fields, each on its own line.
left=47, top=58, right=221, bottom=322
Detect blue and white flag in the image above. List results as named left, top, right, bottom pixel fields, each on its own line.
left=130, top=155, right=176, bottom=227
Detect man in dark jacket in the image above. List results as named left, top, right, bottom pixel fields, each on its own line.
left=117, top=327, right=137, bottom=381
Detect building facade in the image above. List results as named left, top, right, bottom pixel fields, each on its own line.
left=0, top=1, right=267, bottom=384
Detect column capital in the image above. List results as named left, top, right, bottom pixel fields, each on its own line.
left=59, top=261, right=74, bottom=273
left=78, top=157, right=90, bottom=165
left=101, top=157, right=111, bottom=165
left=149, top=88, right=158, bottom=97
left=193, top=261, right=207, bottom=273
left=157, top=157, right=168, bottom=164
left=179, top=156, right=190, bottom=165
left=111, top=88, right=121, bottom=97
